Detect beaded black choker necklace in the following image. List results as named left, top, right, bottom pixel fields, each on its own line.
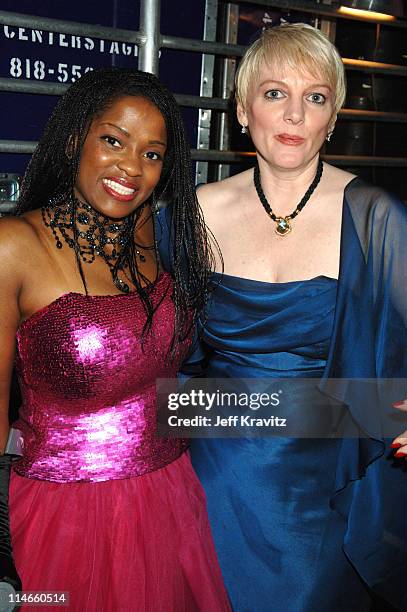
left=253, top=158, right=323, bottom=236
left=42, top=195, right=149, bottom=293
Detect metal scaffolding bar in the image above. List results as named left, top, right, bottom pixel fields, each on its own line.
left=323, top=155, right=407, bottom=167
left=161, top=34, right=246, bottom=57
left=1, top=140, right=406, bottom=168
left=215, top=1, right=240, bottom=181
left=0, top=78, right=67, bottom=96
left=338, top=109, right=407, bottom=124
left=0, top=10, right=245, bottom=57
left=0, top=202, right=17, bottom=214
left=195, top=0, right=219, bottom=184
left=0, top=9, right=142, bottom=43
left=138, top=0, right=160, bottom=75
left=2, top=82, right=407, bottom=126
left=2, top=78, right=407, bottom=124
left=1, top=4, right=407, bottom=181
left=232, top=0, right=407, bottom=28
left=190, top=149, right=407, bottom=167
left=2, top=9, right=407, bottom=73
left=0, top=79, right=231, bottom=108
left=0, top=140, right=37, bottom=154
left=177, top=94, right=229, bottom=110
left=343, top=58, right=407, bottom=77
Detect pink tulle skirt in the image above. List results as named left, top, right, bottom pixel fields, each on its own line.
left=9, top=452, right=230, bottom=611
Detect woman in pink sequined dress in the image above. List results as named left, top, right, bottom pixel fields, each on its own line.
left=0, top=68, right=230, bottom=611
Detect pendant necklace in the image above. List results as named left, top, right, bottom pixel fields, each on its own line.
left=253, top=158, right=323, bottom=236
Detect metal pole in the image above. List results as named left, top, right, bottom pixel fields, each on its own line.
left=0, top=78, right=67, bottom=96
left=0, top=202, right=17, bottom=215
left=216, top=2, right=239, bottom=181
left=2, top=79, right=407, bottom=123
left=1, top=139, right=405, bottom=168
left=190, top=150, right=407, bottom=167
left=196, top=0, right=218, bottom=185
left=0, top=10, right=142, bottom=43
left=138, top=0, right=161, bottom=75
left=228, top=0, right=407, bottom=28
left=0, top=140, right=37, bottom=154
left=161, top=35, right=245, bottom=57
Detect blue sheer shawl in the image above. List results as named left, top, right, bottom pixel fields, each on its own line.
left=156, top=177, right=407, bottom=610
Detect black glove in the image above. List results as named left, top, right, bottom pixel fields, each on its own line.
left=0, top=454, right=22, bottom=611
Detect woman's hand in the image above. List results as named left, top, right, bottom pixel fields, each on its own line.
left=391, top=400, right=407, bottom=457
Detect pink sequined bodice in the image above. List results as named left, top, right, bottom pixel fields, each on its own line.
left=14, top=272, right=189, bottom=483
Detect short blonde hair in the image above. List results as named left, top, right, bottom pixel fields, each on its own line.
left=235, top=23, right=346, bottom=118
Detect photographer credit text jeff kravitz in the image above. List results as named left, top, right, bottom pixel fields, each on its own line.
left=166, top=388, right=287, bottom=430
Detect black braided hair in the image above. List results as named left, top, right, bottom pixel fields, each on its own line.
left=17, top=67, right=216, bottom=354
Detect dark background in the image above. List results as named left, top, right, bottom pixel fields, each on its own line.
left=1, top=1, right=406, bottom=198
left=0, top=0, right=205, bottom=175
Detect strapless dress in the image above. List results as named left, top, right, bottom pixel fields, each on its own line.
left=10, top=272, right=230, bottom=611
left=189, top=273, right=372, bottom=612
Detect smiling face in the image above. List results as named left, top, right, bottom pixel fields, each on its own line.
left=237, top=61, right=334, bottom=171
left=74, top=95, right=167, bottom=219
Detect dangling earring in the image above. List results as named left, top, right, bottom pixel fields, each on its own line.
left=241, top=125, right=248, bottom=134
left=65, top=135, right=76, bottom=164
left=326, top=130, right=334, bottom=142
left=151, top=190, right=159, bottom=214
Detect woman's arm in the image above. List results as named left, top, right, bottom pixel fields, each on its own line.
left=0, top=218, right=25, bottom=596
left=0, top=217, right=25, bottom=452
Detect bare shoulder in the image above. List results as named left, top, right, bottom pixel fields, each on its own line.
left=197, top=169, right=253, bottom=229
left=0, top=210, right=44, bottom=271
left=198, top=169, right=252, bottom=207
left=322, top=162, right=356, bottom=194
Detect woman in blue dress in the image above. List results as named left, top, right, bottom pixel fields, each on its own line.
left=160, top=23, right=407, bottom=612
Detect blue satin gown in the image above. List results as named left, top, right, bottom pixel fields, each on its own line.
left=189, top=273, right=372, bottom=612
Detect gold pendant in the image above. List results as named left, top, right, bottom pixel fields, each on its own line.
left=275, top=217, right=291, bottom=236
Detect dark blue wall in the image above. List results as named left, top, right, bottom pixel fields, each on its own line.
left=0, top=0, right=205, bottom=175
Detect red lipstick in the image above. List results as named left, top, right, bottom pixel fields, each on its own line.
left=102, top=177, right=139, bottom=202
left=105, top=177, right=138, bottom=189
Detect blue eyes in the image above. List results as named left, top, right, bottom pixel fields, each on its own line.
left=307, top=93, right=326, bottom=105
left=265, top=90, right=285, bottom=100
left=265, top=90, right=326, bottom=105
